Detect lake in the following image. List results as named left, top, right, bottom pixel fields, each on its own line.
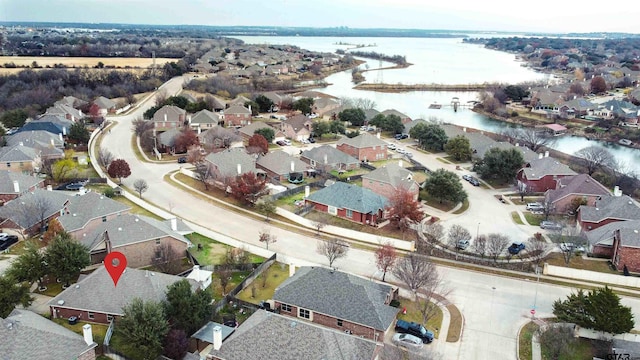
left=233, top=36, right=640, bottom=173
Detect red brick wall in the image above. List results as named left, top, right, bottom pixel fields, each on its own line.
left=580, top=218, right=623, bottom=232
left=552, top=194, right=600, bottom=215
left=226, top=114, right=251, bottom=126
left=306, top=200, right=379, bottom=225
left=591, top=245, right=613, bottom=258
left=615, top=247, right=640, bottom=272
left=78, top=349, right=96, bottom=360
left=364, top=179, right=418, bottom=201
left=115, top=236, right=187, bottom=268
left=274, top=301, right=383, bottom=341
left=0, top=194, right=18, bottom=203
left=337, top=144, right=387, bottom=162
left=51, top=306, right=117, bottom=325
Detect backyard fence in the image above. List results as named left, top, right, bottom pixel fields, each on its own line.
left=268, top=181, right=325, bottom=201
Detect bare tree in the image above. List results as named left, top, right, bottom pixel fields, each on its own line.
left=473, top=234, right=487, bottom=259
left=447, top=224, right=471, bottom=257
left=420, top=222, right=445, bottom=253
left=218, top=266, right=231, bottom=295
left=517, top=182, right=529, bottom=202
left=527, top=236, right=548, bottom=267
left=393, top=253, right=446, bottom=307
left=517, top=128, right=556, bottom=152
left=313, top=218, right=328, bottom=236
left=539, top=326, right=577, bottom=360
left=14, top=193, right=53, bottom=237
left=374, top=243, right=397, bottom=282
left=132, top=117, right=154, bottom=137
left=486, top=233, right=510, bottom=263
left=258, top=228, right=277, bottom=250
left=575, top=146, right=615, bottom=175
left=97, top=147, right=114, bottom=169
left=549, top=225, right=584, bottom=265
left=151, top=243, right=183, bottom=274
left=133, top=179, right=149, bottom=198
left=193, top=163, right=212, bottom=190
left=155, top=89, right=168, bottom=107
left=317, top=238, right=349, bottom=268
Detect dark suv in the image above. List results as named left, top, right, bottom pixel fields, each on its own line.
left=395, top=319, right=434, bottom=343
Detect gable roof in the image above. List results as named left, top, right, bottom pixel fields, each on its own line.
left=238, top=122, right=276, bottom=138
left=257, top=150, right=308, bottom=175
left=48, top=266, right=199, bottom=316
left=283, top=114, right=312, bottom=132
left=546, top=174, right=611, bottom=204
left=579, top=195, right=640, bottom=223
left=225, top=104, right=252, bottom=115
left=0, top=143, right=40, bottom=162
left=153, top=105, right=186, bottom=123
left=204, top=148, right=257, bottom=178
left=300, top=145, right=359, bottom=166
left=228, top=95, right=251, bottom=107
left=78, top=214, right=192, bottom=251
left=306, top=182, right=388, bottom=214
left=274, top=267, right=398, bottom=331
left=45, top=103, right=83, bottom=120
left=478, top=142, right=539, bottom=163
left=209, top=310, right=379, bottom=360
left=57, top=95, right=88, bottom=109
left=586, top=220, right=640, bottom=248
left=363, top=108, right=380, bottom=122
left=190, top=109, right=220, bottom=125
left=336, top=133, right=387, bottom=149
left=522, top=157, right=577, bottom=180
left=381, top=109, right=410, bottom=120
left=402, top=119, right=428, bottom=134
left=56, top=191, right=131, bottom=232
left=93, top=96, right=117, bottom=110
left=6, top=130, right=64, bottom=149
left=1, top=309, right=96, bottom=360
left=0, top=189, right=71, bottom=229
left=0, top=170, right=44, bottom=195
left=16, top=119, right=67, bottom=136
left=362, top=163, right=415, bottom=189
left=158, top=128, right=182, bottom=147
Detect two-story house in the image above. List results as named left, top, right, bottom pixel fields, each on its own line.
left=362, top=162, right=419, bottom=201
left=516, top=153, right=577, bottom=192
left=152, top=105, right=186, bottom=131
left=281, top=115, right=312, bottom=141
left=336, top=133, right=388, bottom=162
left=544, top=174, right=611, bottom=215
left=577, top=194, right=640, bottom=232
left=223, top=105, right=252, bottom=127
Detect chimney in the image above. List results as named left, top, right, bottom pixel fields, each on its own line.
left=188, top=115, right=192, bottom=124
left=323, top=154, right=328, bottom=165
left=58, top=133, right=63, bottom=141
left=82, top=324, right=94, bottom=346
left=47, top=185, right=52, bottom=191
left=376, top=132, right=381, bottom=139
left=614, top=186, right=622, bottom=197
left=19, top=141, right=23, bottom=146
left=463, top=127, right=467, bottom=132
left=611, top=105, right=614, bottom=111
left=538, top=153, right=543, bottom=159
left=71, top=115, right=75, bottom=122
left=237, top=163, right=241, bottom=175
left=574, top=95, right=577, bottom=100
left=197, top=126, right=201, bottom=135
left=62, top=127, right=67, bottom=136
left=304, top=185, right=310, bottom=198
left=398, top=160, right=403, bottom=167
left=170, top=217, right=177, bottom=231
left=213, top=326, right=222, bottom=351
left=289, top=264, right=296, bottom=277
left=50, top=139, right=55, bottom=146
left=290, top=161, right=295, bottom=172
left=248, top=105, right=252, bottom=114
left=13, top=180, right=19, bottom=193
left=544, top=151, right=549, bottom=158
left=164, top=113, right=167, bottom=122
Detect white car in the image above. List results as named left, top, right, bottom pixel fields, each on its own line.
left=392, top=333, right=424, bottom=350
left=387, top=143, right=397, bottom=150
left=282, top=139, right=292, bottom=146
left=396, top=148, right=406, bottom=154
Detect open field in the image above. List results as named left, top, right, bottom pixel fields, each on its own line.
left=0, top=56, right=177, bottom=69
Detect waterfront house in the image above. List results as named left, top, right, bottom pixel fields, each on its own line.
left=577, top=194, right=640, bottom=231
left=585, top=220, right=640, bottom=272
left=336, top=133, right=387, bottom=162
left=516, top=153, right=577, bottom=192
left=544, top=174, right=611, bottom=215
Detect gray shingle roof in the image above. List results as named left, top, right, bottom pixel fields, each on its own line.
left=190, top=109, right=220, bottom=125
left=205, top=148, right=257, bottom=178
left=238, top=122, right=276, bottom=138
left=522, top=157, right=577, bottom=180
left=586, top=220, right=640, bottom=248
left=209, top=310, right=379, bottom=360
left=6, top=130, right=64, bottom=148
left=192, top=321, right=235, bottom=344
left=0, top=170, right=43, bottom=195
left=283, top=114, right=312, bottom=131
left=301, top=145, right=359, bottom=167
left=257, top=150, right=308, bottom=175
left=477, top=142, right=538, bottom=162
left=362, top=163, right=416, bottom=189
left=158, top=128, right=181, bottom=147
left=0, top=189, right=72, bottom=229
left=274, top=267, right=398, bottom=331
left=0, top=143, right=40, bottom=162
left=307, top=182, right=388, bottom=214
left=402, top=119, right=428, bottom=134
left=336, top=133, right=387, bottom=149
left=94, top=96, right=117, bottom=110
left=153, top=105, right=186, bottom=123
left=56, top=191, right=131, bottom=232
left=579, top=195, right=640, bottom=223
left=225, top=104, right=251, bottom=115
left=546, top=174, right=611, bottom=204
left=1, top=309, right=96, bottom=360
left=78, top=214, right=191, bottom=251
left=381, top=109, right=410, bottom=120
left=48, top=266, right=199, bottom=316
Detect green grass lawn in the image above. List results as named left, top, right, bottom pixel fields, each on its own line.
left=518, top=322, right=539, bottom=360
left=235, top=263, right=290, bottom=304
left=442, top=155, right=470, bottom=164
left=524, top=212, right=544, bottom=226
left=330, top=167, right=368, bottom=179
left=446, top=304, right=463, bottom=342
left=420, top=191, right=459, bottom=212
left=511, top=211, right=525, bottom=225
left=371, top=158, right=413, bottom=168
left=544, top=252, right=618, bottom=274
left=396, top=297, right=443, bottom=339
left=36, top=282, right=65, bottom=297
left=52, top=318, right=109, bottom=345
left=185, top=233, right=265, bottom=266
left=210, top=270, right=252, bottom=299
left=6, top=238, right=45, bottom=255
left=112, top=196, right=163, bottom=220
left=452, top=199, right=469, bottom=214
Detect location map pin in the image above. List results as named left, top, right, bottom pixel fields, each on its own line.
left=105, top=251, right=127, bottom=287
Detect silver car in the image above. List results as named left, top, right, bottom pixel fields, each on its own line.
left=392, top=333, right=424, bottom=350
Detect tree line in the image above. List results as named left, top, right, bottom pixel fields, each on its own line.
left=348, top=50, right=408, bottom=65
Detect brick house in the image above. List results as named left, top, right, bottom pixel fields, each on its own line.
left=516, top=154, right=577, bottom=193
left=152, top=105, right=186, bottom=131
left=207, top=310, right=381, bottom=360
left=585, top=221, right=640, bottom=272
left=272, top=267, right=398, bottom=342
left=305, top=182, right=388, bottom=225
left=0, top=189, right=72, bottom=236
left=77, top=214, right=192, bottom=268
left=48, top=266, right=200, bottom=325
left=189, top=109, right=222, bottom=132
left=256, top=150, right=309, bottom=182
left=577, top=195, right=640, bottom=232
left=0, top=170, right=45, bottom=204
left=336, top=133, right=388, bottom=162
left=381, top=109, right=411, bottom=124
left=223, top=105, right=252, bottom=127
left=93, top=96, right=118, bottom=115
left=280, top=114, right=312, bottom=141
left=238, top=122, right=285, bottom=142
left=56, top=191, right=131, bottom=237
left=204, top=148, right=260, bottom=187
left=2, top=309, right=97, bottom=360
left=300, top=145, right=360, bottom=173
left=0, top=143, right=42, bottom=174
left=544, top=174, right=611, bottom=215
left=362, top=162, right=419, bottom=201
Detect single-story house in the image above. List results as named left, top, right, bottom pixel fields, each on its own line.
left=157, top=128, right=182, bottom=153
left=336, top=133, right=388, bottom=162
left=516, top=154, right=577, bottom=193
left=6, top=130, right=65, bottom=150
left=544, top=174, right=611, bottom=215
left=256, top=150, right=309, bottom=182
left=0, top=170, right=45, bottom=204
left=577, top=195, right=640, bottom=232
left=238, top=122, right=284, bottom=142
left=280, top=115, right=312, bottom=141
left=585, top=220, right=640, bottom=272
left=204, top=148, right=259, bottom=182
left=362, top=162, right=419, bottom=201
left=49, top=266, right=200, bottom=325
left=57, top=191, right=131, bottom=236
left=300, top=145, right=360, bottom=173
left=273, top=266, right=399, bottom=341
left=1, top=309, right=97, bottom=360
left=305, top=182, right=388, bottom=225
left=0, top=189, right=72, bottom=236
left=93, top=96, right=118, bottom=115
left=0, top=143, right=42, bottom=174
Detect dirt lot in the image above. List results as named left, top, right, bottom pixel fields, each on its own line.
left=0, top=56, right=177, bottom=69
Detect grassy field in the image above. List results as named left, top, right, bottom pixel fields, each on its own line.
left=235, top=263, right=290, bottom=304
left=420, top=191, right=459, bottom=212
left=185, top=232, right=265, bottom=266
left=6, top=238, right=45, bottom=255
left=111, top=196, right=164, bottom=220
left=0, top=56, right=177, bottom=68
left=396, top=298, right=443, bottom=339
left=524, top=212, right=544, bottom=226
left=544, top=253, right=618, bottom=274
left=518, top=321, right=539, bottom=360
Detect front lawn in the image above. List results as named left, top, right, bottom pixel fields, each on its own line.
left=524, top=213, right=544, bottom=226
left=511, top=211, right=524, bottom=225
left=420, top=191, right=459, bottom=212
left=451, top=199, right=469, bottom=215
left=185, top=232, right=265, bottom=266
left=304, top=210, right=412, bottom=240
left=113, top=196, right=163, bottom=220
left=52, top=318, right=109, bottom=345
left=235, top=263, right=290, bottom=304
left=6, top=238, right=45, bottom=255
left=396, top=298, right=443, bottom=339
left=446, top=304, right=463, bottom=342
left=544, top=253, right=618, bottom=274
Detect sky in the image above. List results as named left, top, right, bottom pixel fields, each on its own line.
left=1, top=0, right=639, bottom=34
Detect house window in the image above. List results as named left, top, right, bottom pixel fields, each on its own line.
left=346, top=209, right=353, bottom=218
left=299, top=308, right=310, bottom=319
left=88, top=312, right=95, bottom=320
left=281, top=304, right=292, bottom=312
left=19, top=162, right=24, bottom=167
left=155, top=239, right=161, bottom=245
left=6, top=163, right=10, bottom=167
left=102, top=216, right=107, bottom=222
left=107, top=314, right=114, bottom=322
left=337, top=319, right=343, bottom=327
left=328, top=206, right=337, bottom=215
left=310, top=160, right=316, bottom=167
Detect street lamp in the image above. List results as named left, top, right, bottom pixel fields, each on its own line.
left=532, top=265, right=541, bottom=319
left=476, top=222, right=480, bottom=240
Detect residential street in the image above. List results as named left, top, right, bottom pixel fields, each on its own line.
left=98, top=75, right=640, bottom=360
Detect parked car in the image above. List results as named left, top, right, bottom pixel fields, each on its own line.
left=540, top=221, right=563, bottom=230
left=177, top=157, right=187, bottom=164
left=394, top=133, right=409, bottom=140
left=396, top=148, right=406, bottom=154
left=282, top=139, right=292, bottom=146
left=456, top=239, right=470, bottom=251
left=559, top=242, right=575, bottom=252
left=276, top=140, right=286, bottom=146
left=462, top=174, right=471, bottom=181
left=405, top=152, right=413, bottom=158
left=392, top=333, right=424, bottom=350
left=0, top=235, right=18, bottom=251
left=508, top=242, right=526, bottom=255
left=387, top=143, right=397, bottom=150
left=308, top=137, right=316, bottom=143
left=526, top=203, right=545, bottom=212
left=468, top=177, right=480, bottom=186
left=395, top=319, right=434, bottom=343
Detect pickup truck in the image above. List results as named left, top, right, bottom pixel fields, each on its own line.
left=394, top=319, right=434, bottom=343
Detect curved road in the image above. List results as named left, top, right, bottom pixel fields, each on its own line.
left=99, top=75, right=640, bottom=360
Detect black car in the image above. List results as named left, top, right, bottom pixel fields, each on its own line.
left=0, top=234, right=19, bottom=251
left=177, top=157, right=187, bottom=164
left=394, top=133, right=409, bottom=140
left=308, top=137, right=316, bottom=143
left=468, top=177, right=480, bottom=186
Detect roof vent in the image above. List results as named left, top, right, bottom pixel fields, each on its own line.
left=118, top=227, right=122, bottom=231
left=290, top=321, right=297, bottom=328
left=629, top=201, right=633, bottom=205
left=75, top=285, right=79, bottom=289
left=135, top=218, right=139, bottom=222
left=57, top=300, right=65, bottom=305
left=72, top=213, right=77, bottom=217
left=595, top=208, right=599, bottom=211
left=635, top=230, right=639, bottom=234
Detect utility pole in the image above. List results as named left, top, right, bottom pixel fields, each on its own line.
left=532, top=265, right=540, bottom=320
